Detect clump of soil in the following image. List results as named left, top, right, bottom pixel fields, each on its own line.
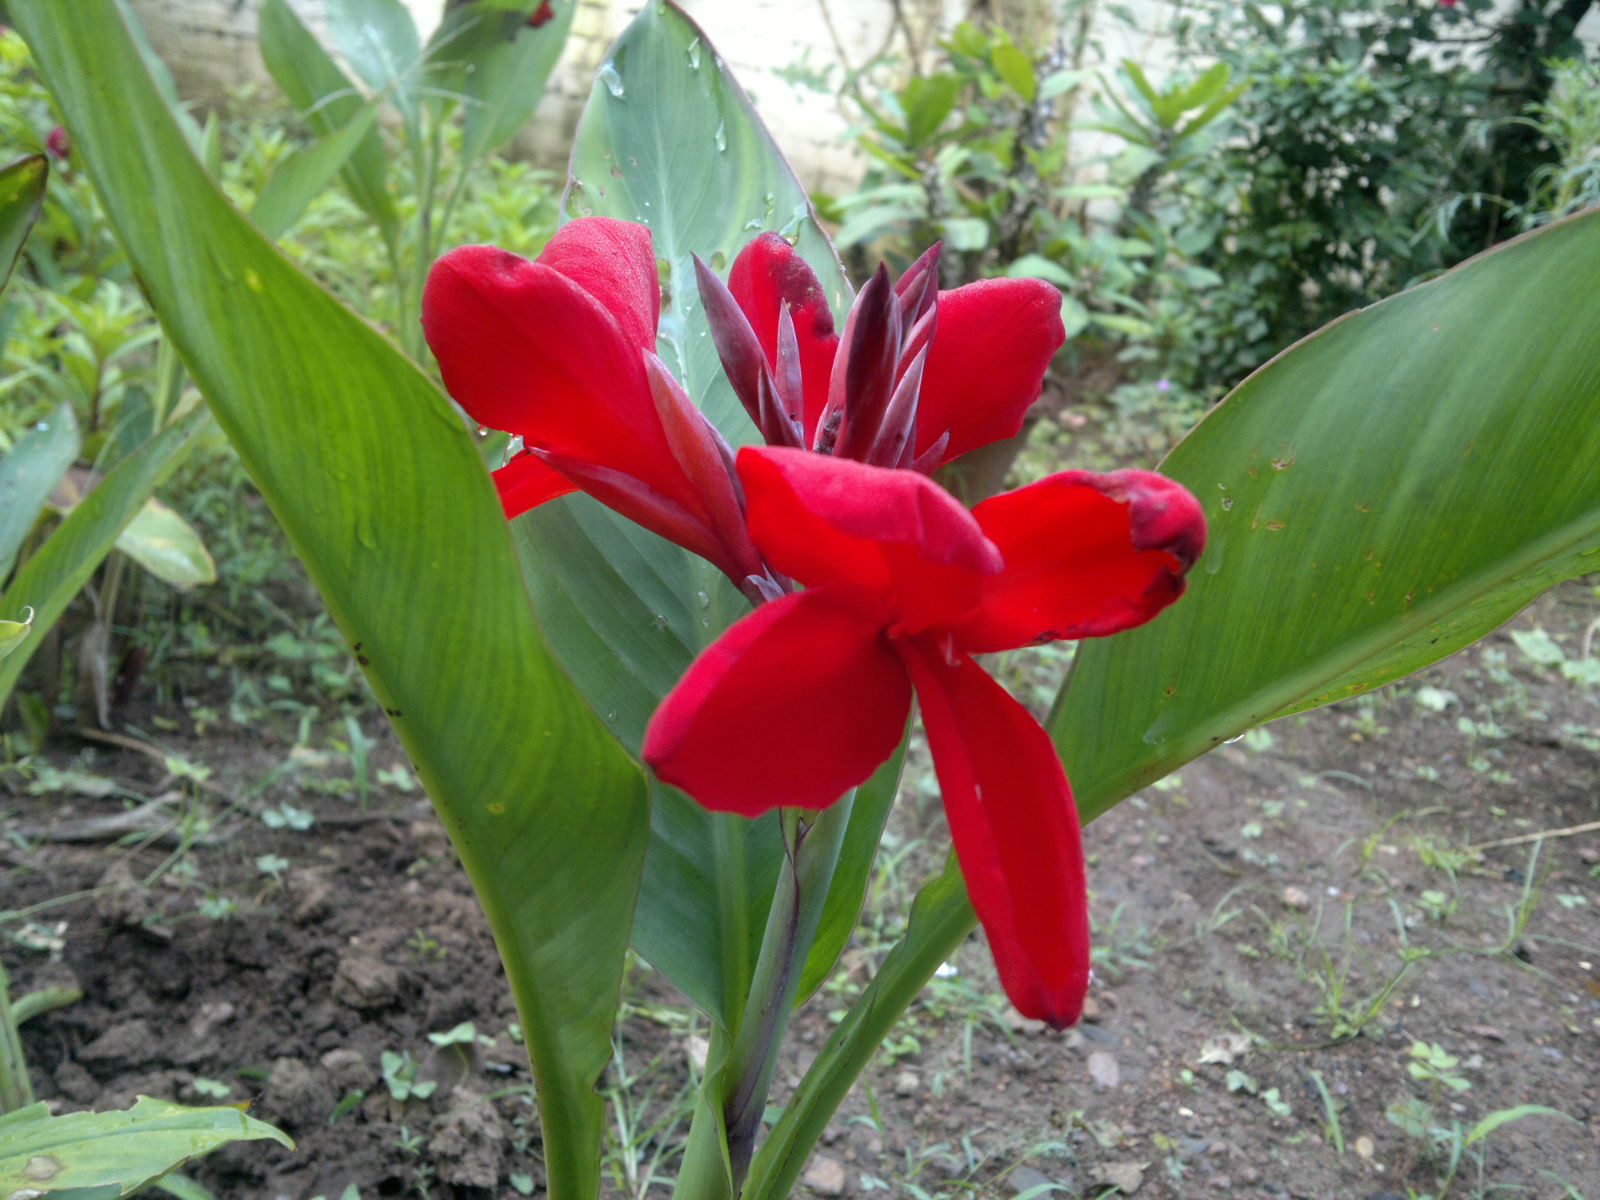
left=4, top=585, right=1598, bottom=1199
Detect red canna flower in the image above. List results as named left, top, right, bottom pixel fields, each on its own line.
left=422, top=218, right=765, bottom=594
left=528, top=1, right=555, bottom=26
left=45, top=125, right=69, bottom=160
left=643, top=447, right=1206, bottom=1028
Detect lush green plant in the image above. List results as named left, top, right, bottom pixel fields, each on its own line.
left=1514, top=57, right=1600, bottom=229
left=1167, top=0, right=1599, bottom=393
left=252, top=0, right=572, bottom=357
left=14, top=7, right=1600, bottom=1200
left=821, top=21, right=1089, bottom=284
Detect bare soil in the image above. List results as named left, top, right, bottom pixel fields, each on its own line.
left=4, top=581, right=1598, bottom=1200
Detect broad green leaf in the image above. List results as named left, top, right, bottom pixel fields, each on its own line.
left=250, top=96, right=383, bottom=239
left=1052, top=209, right=1600, bottom=822
left=0, top=155, right=46, bottom=289
left=521, top=1, right=855, bottom=1028
left=0, top=403, right=78, bottom=580
left=0, top=1098, right=290, bottom=1197
left=990, top=43, right=1037, bottom=103
left=115, top=496, right=216, bottom=589
left=258, top=0, right=398, bottom=242
left=325, top=0, right=423, bottom=131
left=0, top=413, right=202, bottom=710
left=14, top=6, right=648, bottom=1197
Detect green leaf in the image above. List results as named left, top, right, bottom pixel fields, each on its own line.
left=258, top=0, right=398, bottom=242
left=1172, top=62, right=1231, bottom=114
left=902, top=72, right=962, bottom=150
left=0, top=155, right=47, bottom=291
left=115, top=496, right=216, bottom=589
left=1003, top=254, right=1074, bottom=288
left=1464, top=1104, right=1575, bottom=1146
left=0, top=607, right=31, bottom=661
left=990, top=43, right=1037, bottom=103
left=532, top=0, right=851, bottom=1026
left=324, top=0, right=423, bottom=131
left=249, top=96, right=384, bottom=240
left=0, top=1097, right=290, bottom=1198
left=429, top=1, right=576, bottom=163
left=0, top=403, right=78, bottom=581
left=0, top=412, right=202, bottom=710
left=1051, top=210, right=1600, bottom=822
left=13, top=6, right=648, bottom=1197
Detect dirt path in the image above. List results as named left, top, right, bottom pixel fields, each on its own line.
left=4, top=587, right=1597, bottom=1199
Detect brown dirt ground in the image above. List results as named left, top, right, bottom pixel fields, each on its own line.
left=3, top=579, right=1598, bottom=1200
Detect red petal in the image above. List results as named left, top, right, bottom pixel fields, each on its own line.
left=422, top=242, right=691, bottom=510
left=643, top=589, right=911, bottom=814
left=915, top=278, right=1064, bottom=462
left=955, top=470, right=1207, bottom=653
left=532, top=217, right=659, bottom=354
left=738, top=447, right=1001, bottom=633
left=728, top=234, right=839, bottom=442
left=898, top=637, right=1090, bottom=1029
left=494, top=452, right=577, bottom=519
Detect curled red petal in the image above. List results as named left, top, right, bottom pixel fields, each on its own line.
left=738, top=447, right=1000, bottom=632
left=898, top=637, right=1090, bottom=1030
left=533, top=217, right=659, bottom=354
left=423, top=244, right=661, bottom=460
left=915, top=278, right=1064, bottom=463
left=728, top=233, right=839, bottom=442
left=643, top=588, right=912, bottom=814
left=493, top=452, right=577, bottom=519
left=955, top=469, right=1207, bottom=653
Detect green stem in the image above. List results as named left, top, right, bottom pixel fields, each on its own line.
left=722, top=801, right=853, bottom=1190
left=0, top=961, right=35, bottom=1114
left=712, top=812, right=751, bottom=1032
left=740, top=860, right=976, bottom=1200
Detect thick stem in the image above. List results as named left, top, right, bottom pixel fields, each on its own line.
left=720, top=800, right=854, bottom=1191
left=741, top=861, right=977, bottom=1200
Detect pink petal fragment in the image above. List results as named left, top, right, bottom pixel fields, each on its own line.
left=956, top=470, right=1206, bottom=654
left=916, top=278, right=1065, bottom=463
left=898, top=637, right=1090, bottom=1030
left=644, top=589, right=912, bottom=815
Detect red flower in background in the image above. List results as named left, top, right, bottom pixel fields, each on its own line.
left=644, top=448, right=1206, bottom=1027
left=45, top=126, right=69, bottom=160
left=527, top=1, right=555, bottom=26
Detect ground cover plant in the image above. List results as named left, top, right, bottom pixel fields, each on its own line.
left=1, top=2, right=1598, bottom=1198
